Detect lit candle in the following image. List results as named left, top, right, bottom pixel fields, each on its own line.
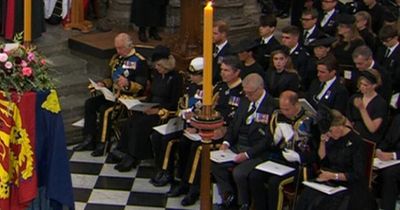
left=24, top=0, right=32, bottom=43
left=203, top=1, right=213, bottom=106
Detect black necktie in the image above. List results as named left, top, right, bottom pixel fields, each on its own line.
left=246, top=103, right=257, bottom=124
left=385, top=48, right=391, bottom=58
left=260, top=39, right=265, bottom=45
left=303, top=31, right=309, bottom=39
left=214, top=46, right=219, bottom=55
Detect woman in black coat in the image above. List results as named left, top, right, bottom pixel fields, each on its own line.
left=296, top=109, right=377, bottom=210
left=130, top=0, right=168, bottom=42
left=114, top=45, right=183, bottom=172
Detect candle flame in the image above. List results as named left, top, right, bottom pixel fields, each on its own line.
left=207, top=1, right=213, bottom=7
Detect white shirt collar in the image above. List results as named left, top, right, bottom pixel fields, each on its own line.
left=216, top=40, right=228, bottom=52
left=388, top=42, right=399, bottom=57
left=321, top=9, right=335, bottom=27
left=290, top=43, right=299, bottom=55
left=305, top=25, right=316, bottom=37
left=317, top=76, right=336, bottom=100
left=262, top=34, right=274, bottom=44
left=368, top=60, right=375, bottom=69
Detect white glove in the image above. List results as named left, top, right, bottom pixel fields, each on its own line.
left=282, top=149, right=301, bottom=163
left=274, top=123, right=294, bottom=145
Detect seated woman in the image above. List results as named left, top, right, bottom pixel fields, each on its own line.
left=375, top=114, right=400, bottom=210
left=296, top=109, right=376, bottom=210
left=346, top=69, right=388, bottom=144
left=354, top=11, right=377, bottom=52
left=113, top=45, right=183, bottom=172
left=264, top=49, right=300, bottom=99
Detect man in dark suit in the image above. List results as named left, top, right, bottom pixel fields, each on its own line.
left=254, top=15, right=281, bottom=71
left=281, top=25, right=312, bottom=90
left=377, top=25, right=400, bottom=95
left=211, top=73, right=275, bottom=210
left=213, top=20, right=232, bottom=84
left=352, top=45, right=393, bottom=101
left=376, top=114, right=400, bottom=210
left=306, top=56, right=348, bottom=114
left=318, top=0, right=340, bottom=36
left=300, top=8, right=326, bottom=52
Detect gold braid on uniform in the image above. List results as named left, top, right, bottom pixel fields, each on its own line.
left=269, top=110, right=280, bottom=137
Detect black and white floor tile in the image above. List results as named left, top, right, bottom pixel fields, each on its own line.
left=67, top=147, right=205, bottom=210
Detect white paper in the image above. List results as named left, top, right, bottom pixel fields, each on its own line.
left=210, top=149, right=237, bottom=163
left=344, top=70, right=352, bottom=80
left=255, top=161, right=295, bottom=176
left=118, top=98, right=159, bottom=112
left=299, top=98, right=317, bottom=116
left=373, top=158, right=400, bottom=169
left=152, top=117, right=184, bottom=135
left=72, top=118, right=84, bottom=128
left=183, top=130, right=202, bottom=141
left=303, top=181, right=347, bottom=195
left=390, top=93, right=399, bottom=109
left=88, top=78, right=116, bottom=102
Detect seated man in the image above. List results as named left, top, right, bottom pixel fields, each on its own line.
left=211, top=73, right=275, bottom=210
left=376, top=114, right=400, bottom=210
left=249, top=90, right=317, bottom=210
left=73, top=33, right=148, bottom=156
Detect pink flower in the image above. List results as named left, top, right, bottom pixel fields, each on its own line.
left=21, top=60, right=27, bottom=67
left=27, top=52, right=35, bottom=61
left=0, top=53, right=8, bottom=62
left=22, top=67, right=32, bottom=77
left=4, top=61, right=13, bottom=69
left=40, top=59, right=46, bottom=65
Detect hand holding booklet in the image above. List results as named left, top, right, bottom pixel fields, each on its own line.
left=373, top=158, right=400, bottom=169
left=89, top=78, right=116, bottom=102
left=118, top=98, right=159, bottom=112
left=303, top=181, right=347, bottom=195
left=255, top=161, right=295, bottom=176
left=152, top=117, right=184, bottom=135
left=210, top=149, right=237, bottom=163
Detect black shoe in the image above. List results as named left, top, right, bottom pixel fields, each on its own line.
left=222, top=193, right=236, bottom=208
left=167, top=182, right=189, bottom=197
left=238, top=203, right=249, bottom=210
left=114, top=156, right=137, bottom=172
left=105, top=151, right=124, bottom=164
left=73, top=137, right=94, bottom=151
left=151, top=171, right=173, bottom=187
left=181, top=190, right=199, bottom=206
left=149, top=170, right=165, bottom=186
left=91, top=143, right=105, bottom=157
left=138, top=30, right=148, bottom=42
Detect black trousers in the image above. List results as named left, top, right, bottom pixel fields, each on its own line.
left=118, top=112, right=160, bottom=160
left=177, top=137, right=202, bottom=183
left=381, top=164, right=400, bottom=210
left=83, top=95, right=114, bottom=141
left=150, top=131, right=182, bottom=173
left=211, top=157, right=264, bottom=205
left=249, top=169, right=295, bottom=210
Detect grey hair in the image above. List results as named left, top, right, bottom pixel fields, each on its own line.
left=242, top=73, right=264, bottom=90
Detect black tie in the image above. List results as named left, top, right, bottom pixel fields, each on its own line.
left=214, top=46, right=219, bottom=55
left=260, top=39, right=265, bottom=45
left=246, top=103, right=257, bottom=124
left=385, top=48, right=391, bottom=58
left=303, top=31, right=309, bottom=39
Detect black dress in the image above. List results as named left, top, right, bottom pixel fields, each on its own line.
left=264, top=69, right=300, bottom=98
left=295, top=131, right=376, bottom=210
left=346, top=93, right=388, bottom=144
left=118, top=70, right=182, bottom=160
left=239, top=62, right=265, bottom=80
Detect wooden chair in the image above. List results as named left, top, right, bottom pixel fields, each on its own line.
left=363, top=138, right=376, bottom=189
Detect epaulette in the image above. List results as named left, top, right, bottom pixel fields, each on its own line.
left=269, top=110, right=281, bottom=135
left=109, top=54, right=120, bottom=67
left=134, top=52, right=146, bottom=61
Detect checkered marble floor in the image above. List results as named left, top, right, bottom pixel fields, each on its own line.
left=67, top=146, right=204, bottom=210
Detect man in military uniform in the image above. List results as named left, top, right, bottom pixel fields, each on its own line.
left=166, top=55, right=244, bottom=206
left=211, top=73, right=275, bottom=210
left=73, top=33, right=148, bottom=157
left=249, top=90, right=317, bottom=210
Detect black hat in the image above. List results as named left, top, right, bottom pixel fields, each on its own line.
left=336, top=14, right=355, bottom=25
left=152, top=45, right=170, bottom=62
left=309, top=36, right=337, bottom=47
left=360, top=70, right=378, bottom=84
left=231, top=38, right=258, bottom=53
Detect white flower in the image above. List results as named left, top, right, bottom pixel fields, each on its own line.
left=4, top=61, right=13, bottom=69
left=0, top=53, right=8, bottom=62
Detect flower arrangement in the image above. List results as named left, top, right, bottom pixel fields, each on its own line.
left=0, top=34, right=55, bottom=97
